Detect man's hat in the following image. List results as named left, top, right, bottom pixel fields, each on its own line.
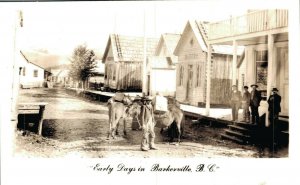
left=244, top=86, right=249, bottom=89
left=142, top=95, right=152, bottom=101
left=251, top=84, right=258, bottom=88
left=272, top=88, right=279, bottom=92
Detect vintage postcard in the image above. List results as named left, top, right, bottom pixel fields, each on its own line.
left=1, top=0, right=299, bottom=185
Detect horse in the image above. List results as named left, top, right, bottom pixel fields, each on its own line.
left=155, top=98, right=184, bottom=143
left=107, top=94, right=132, bottom=139
left=128, top=97, right=184, bottom=144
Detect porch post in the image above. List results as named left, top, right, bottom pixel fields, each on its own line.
left=232, top=40, right=237, bottom=86
left=205, top=44, right=212, bottom=116
left=266, top=34, right=275, bottom=127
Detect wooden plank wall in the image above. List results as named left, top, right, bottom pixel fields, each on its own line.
left=116, top=62, right=142, bottom=91
left=210, top=54, right=233, bottom=106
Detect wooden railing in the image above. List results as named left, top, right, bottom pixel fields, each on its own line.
left=208, top=9, right=288, bottom=40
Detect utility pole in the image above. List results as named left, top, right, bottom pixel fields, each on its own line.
left=142, top=9, right=147, bottom=94
left=11, top=10, right=23, bottom=122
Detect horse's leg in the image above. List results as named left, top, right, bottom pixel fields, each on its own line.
left=107, top=128, right=111, bottom=140
left=115, top=116, right=120, bottom=136
left=107, top=108, right=112, bottom=140
left=123, top=118, right=127, bottom=136
left=176, top=122, right=181, bottom=144
left=112, top=115, right=120, bottom=139
left=111, top=127, right=116, bottom=139
left=176, top=115, right=183, bottom=144
left=168, top=122, right=175, bottom=143
left=115, top=124, right=119, bottom=136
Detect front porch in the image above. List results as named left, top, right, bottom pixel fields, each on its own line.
left=181, top=103, right=288, bottom=149
left=205, top=9, right=289, bottom=126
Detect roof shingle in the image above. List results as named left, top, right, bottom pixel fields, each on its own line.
left=104, top=34, right=159, bottom=62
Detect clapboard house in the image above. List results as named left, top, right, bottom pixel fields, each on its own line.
left=102, top=34, right=159, bottom=91
left=207, top=9, right=289, bottom=119
left=47, top=64, right=70, bottom=87
left=147, top=33, right=181, bottom=97
left=174, top=20, right=243, bottom=106
left=19, top=51, right=47, bottom=88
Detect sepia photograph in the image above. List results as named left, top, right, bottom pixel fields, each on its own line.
left=1, top=0, right=299, bottom=185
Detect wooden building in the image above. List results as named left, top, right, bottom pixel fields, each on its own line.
left=102, top=34, right=159, bottom=91
left=19, top=51, right=47, bottom=88
left=174, top=20, right=243, bottom=106
left=48, top=64, right=70, bottom=87
left=89, top=59, right=105, bottom=89
left=207, top=10, right=288, bottom=124
left=148, top=33, right=181, bottom=97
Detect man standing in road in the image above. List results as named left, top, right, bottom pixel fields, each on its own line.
left=241, top=86, right=251, bottom=123
left=250, top=84, right=262, bottom=124
left=230, top=85, right=241, bottom=122
left=140, top=94, right=158, bottom=151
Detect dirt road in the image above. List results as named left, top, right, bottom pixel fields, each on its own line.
left=14, top=88, right=285, bottom=158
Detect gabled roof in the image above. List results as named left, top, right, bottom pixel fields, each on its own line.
left=20, top=50, right=47, bottom=70
left=20, top=50, right=69, bottom=69
left=102, top=34, right=159, bottom=63
left=174, top=20, right=244, bottom=56
left=155, top=33, right=181, bottom=56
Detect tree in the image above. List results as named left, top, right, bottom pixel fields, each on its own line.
left=69, top=45, right=96, bottom=89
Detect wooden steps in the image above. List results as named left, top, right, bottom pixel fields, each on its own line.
left=221, top=118, right=289, bottom=146
left=220, top=133, right=244, bottom=144
left=224, top=129, right=251, bottom=139
left=228, top=125, right=250, bottom=133
left=220, top=121, right=257, bottom=144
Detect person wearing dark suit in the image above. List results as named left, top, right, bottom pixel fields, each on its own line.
left=230, top=85, right=242, bottom=122
left=250, top=84, right=261, bottom=124
left=266, top=87, right=282, bottom=152
left=267, top=88, right=281, bottom=123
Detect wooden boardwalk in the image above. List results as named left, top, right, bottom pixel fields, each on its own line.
left=66, top=87, right=237, bottom=124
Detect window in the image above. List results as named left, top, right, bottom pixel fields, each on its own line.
left=196, top=65, right=201, bottom=87
left=33, top=70, right=38, bottom=77
left=23, top=67, right=26, bottom=76
left=256, top=50, right=268, bottom=96
left=113, top=66, right=116, bottom=81
left=188, top=65, right=193, bottom=88
left=179, top=66, right=184, bottom=86
left=104, top=66, right=108, bottom=79
left=108, top=65, right=112, bottom=79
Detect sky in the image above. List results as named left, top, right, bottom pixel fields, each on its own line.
left=2, top=0, right=292, bottom=58
left=13, top=1, right=250, bottom=57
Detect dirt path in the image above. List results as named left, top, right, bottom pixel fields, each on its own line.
left=14, top=88, right=285, bottom=158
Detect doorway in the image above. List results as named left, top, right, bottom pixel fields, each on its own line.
left=278, top=47, right=289, bottom=116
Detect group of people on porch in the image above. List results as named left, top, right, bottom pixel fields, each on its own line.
left=230, top=84, right=281, bottom=125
